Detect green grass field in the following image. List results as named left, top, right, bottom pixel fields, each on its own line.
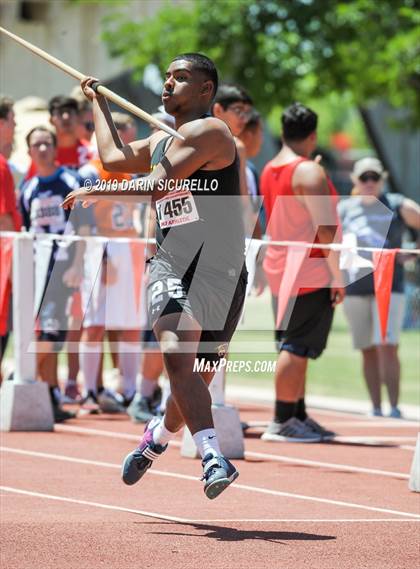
left=227, top=292, right=420, bottom=405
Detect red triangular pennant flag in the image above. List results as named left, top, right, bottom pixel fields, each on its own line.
left=0, top=237, right=14, bottom=335
left=276, top=246, right=307, bottom=328
left=129, top=241, right=146, bottom=313
left=372, top=249, right=397, bottom=343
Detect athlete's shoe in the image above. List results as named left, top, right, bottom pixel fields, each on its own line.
left=127, top=394, right=156, bottom=423
left=201, top=454, right=239, bottom=500
left=53, top=405, right=76, bottom=423
left=261, top=417, right=322, bottom=443
left=389, top=407, right=402, bottom=419
left=121, top=417, right=167, bottom=485
left=79, top=391, right=101, bottom=415
left=303, top=416, right=336, bottom=441
left=370, top=407, right=383, bottom=417
left=61, top=381, right=81, bottom=404
left=98, top=389, right=126, bottom=414
left=49, top=387, right=76, bottom=422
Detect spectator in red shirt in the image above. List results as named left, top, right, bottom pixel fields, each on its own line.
left=0, top=96, right=22, bottom=379
left=0, top=96, right=21, bottom=231
left=260, top=103, right=345, bottom=443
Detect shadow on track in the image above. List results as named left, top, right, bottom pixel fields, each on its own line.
left=140, top=522, right=336, bottom=544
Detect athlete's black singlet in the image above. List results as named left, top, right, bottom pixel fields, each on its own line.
left=150, top=133, right=246, bottom=280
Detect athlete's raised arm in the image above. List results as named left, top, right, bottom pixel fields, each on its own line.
left=81, top=77, right=153, bottom=174
left=62, top=117, right=234, bottom=209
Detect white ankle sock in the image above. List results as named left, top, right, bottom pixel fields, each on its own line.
left=118, top=342, right=140, bottom=400
left=79, top=342, right=101, bottom=395
left=192, top=428, right=221, bottom=459
left=158, top=378, right=171, bottom=413
left=152, top=417, right=177, bottom=446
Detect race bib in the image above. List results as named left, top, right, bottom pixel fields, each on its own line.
left=156, top=190, right=199, bottom=228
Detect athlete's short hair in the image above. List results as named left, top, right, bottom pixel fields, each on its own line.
left=0, top=96, right=14, bottom=120
left=172, top=53, right=218, bottom=99
left=26, top=126, right=57, bottom=148
left=48, top=95, right=79, bottom=116
left=212, top=83, right=253, bottom=111
left=282, top=102, right=317, bottom=142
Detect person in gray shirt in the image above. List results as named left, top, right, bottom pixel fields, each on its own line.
left=338, top=157, right=420, bottom=418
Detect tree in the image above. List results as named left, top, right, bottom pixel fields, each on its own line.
left=102, top=0, right=420, bottom=124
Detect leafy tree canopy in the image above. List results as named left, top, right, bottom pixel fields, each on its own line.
left=102, top=0, right=420, bottom=125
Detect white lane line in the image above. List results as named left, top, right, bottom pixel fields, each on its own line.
left=297, top=408, right=419, bottom=423
left=2, top=486, right=418, bottom=524
left=55, top=425, right=416, bottom=445
left=55, top=424, right=140, bottom=441
left=246, top=420, right=419, bottom=429
left=324, top=422, right=419, bottom=429
left=2, top=446, right=419, bottom=519
left=333, top=436, right=416, bottom=442
left=186, top=518, right=420, bottom=523
left=0, top=486, right=189, bottom=523
left=55, top=425, right=411, bottom=479
left=245, top=450, right=409, bottom=479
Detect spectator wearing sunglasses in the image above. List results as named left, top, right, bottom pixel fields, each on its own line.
left=23, top=96, right=93, bottom=182
left=338, top=157, right=420, bottom=418
left=76, top=98, right=95, bottom=143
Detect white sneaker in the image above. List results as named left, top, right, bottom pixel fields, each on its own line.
left=261, top=417, right=322, bottom=443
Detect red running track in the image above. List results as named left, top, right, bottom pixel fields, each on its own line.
left=1, top=402, right=419, bottom=569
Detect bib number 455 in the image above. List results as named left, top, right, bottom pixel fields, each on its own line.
left=156, top=191, right=199, bottom=228
left=161, top=196, right=192, bottom=218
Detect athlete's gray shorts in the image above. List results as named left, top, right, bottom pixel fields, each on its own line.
left=147, top=258, right=247, bottom=363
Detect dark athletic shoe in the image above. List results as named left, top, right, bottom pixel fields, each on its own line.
left=53, top=406, right=76, bottom=423
left=303, top=416, right=336, bottom=441
left=49, top=387, right=76, bottom=422
left=201, top=453, right=239, bottom=500
left=261, top=417, right=322, bottom=443
left=127, top=394, right=156, bottom=424
left=79, top=391, right=101, bottom=415
left=121, top=417, right=167, bottom=485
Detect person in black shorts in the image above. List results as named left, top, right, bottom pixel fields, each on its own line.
left=63, top=53, right=247, bottom=499
left=259, top=103, right=345, bottom=443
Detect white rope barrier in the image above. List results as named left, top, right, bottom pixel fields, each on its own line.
left=1, top=231, right=419, bottom=255
left=256, top=239, right=420, bottom=256
left=0, top=231, right=153, bottom=244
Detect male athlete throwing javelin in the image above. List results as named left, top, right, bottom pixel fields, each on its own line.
left=62, top=53, right=247, bottom=499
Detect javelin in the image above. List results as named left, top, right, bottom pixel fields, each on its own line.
left=0, top=26, right=184, bottom=141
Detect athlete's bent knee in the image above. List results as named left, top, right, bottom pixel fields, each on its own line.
left=160, top=330, right=181, bottom=355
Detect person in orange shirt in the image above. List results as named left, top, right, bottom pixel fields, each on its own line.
left=78, top=113, right=143, bottom=412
